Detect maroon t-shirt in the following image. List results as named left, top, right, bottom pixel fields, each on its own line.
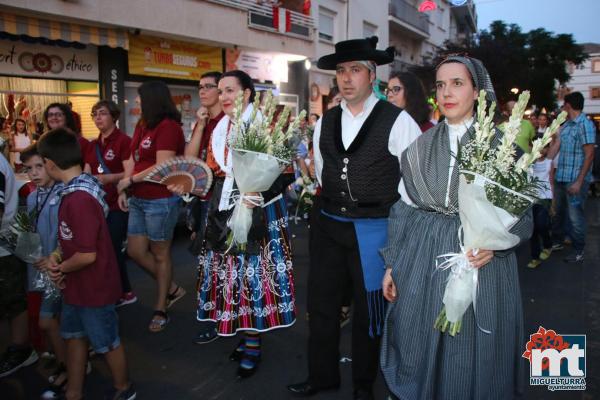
left=199, top=111, right=225, bottom=161
left=58, top=191, right=121, bottom=306
left=198, top=112, right=224, bottom=200
left=130, top=118, right=185, bottom=199
left=419, top=120, right=435, bottom=133
left=78, top=136, right=90, bottom=166
left=85, top=128, right=131, bottom=210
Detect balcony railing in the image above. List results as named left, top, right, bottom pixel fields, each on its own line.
left=450, top=0, right=477, bottom=32
left=204, top=0, right=314, bottom=40
left=388, top=0, right=429, bottom=36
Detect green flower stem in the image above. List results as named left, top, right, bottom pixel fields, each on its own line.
left=434, top=306, right=462, bottom=337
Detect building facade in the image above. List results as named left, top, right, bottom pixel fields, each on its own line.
left=308, top=0, right=391, bottom=116
left=0, top=0, right=316, bottom=137
left=564, top=43, right=600, bottom=125
left=0, top=0, right=479, bottom=127
left=309, top=0, right=478, bottom=115
left=388, top=0, right=476, bottom=72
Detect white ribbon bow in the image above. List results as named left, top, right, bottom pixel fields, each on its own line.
left=435, top=227, right=491, bottom=334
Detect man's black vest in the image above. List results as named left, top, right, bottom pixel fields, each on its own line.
left=320, top=100, right=402, bottom=218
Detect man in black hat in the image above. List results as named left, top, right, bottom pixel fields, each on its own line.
left=288, top=37, right=421, bottom=399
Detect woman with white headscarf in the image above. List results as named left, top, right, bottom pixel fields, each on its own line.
left=380, top=56, right=533, bottom=399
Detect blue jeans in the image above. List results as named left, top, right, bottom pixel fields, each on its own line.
left=531, top=201, right=552, bottom=259
left=107, top=209, right=131, bottom=293
left=128, top=196, right=181, bottom=242
left=552, top=181, right=588, bottom=253
left=39, top=294, right=62, bottom=319
left=60, top=303, right=120, bottom=354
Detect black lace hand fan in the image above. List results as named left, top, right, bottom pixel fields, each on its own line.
left=144, top=157, right=213, bottom=199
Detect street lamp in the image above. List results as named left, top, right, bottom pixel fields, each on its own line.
left=510, top=87, right=519, bottom=94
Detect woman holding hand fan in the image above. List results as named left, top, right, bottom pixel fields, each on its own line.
left=116, top=81, right=186, bottom=333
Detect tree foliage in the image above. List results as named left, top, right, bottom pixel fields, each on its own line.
left=423, top=21, right=588, bottom=110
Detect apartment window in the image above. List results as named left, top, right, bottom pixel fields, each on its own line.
left=319, top=7, right=335, bottom=42
left=592, top=59, right=600, bottom=73
left=591, top=87, right=600, bottom=100
left=436, top=7, right=445, bottom=30
left=363, top=21, right=377, bottom=38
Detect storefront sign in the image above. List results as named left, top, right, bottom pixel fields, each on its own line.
left=0, top=37, right=98, bottom=80
left=99, top=47, right=127, bottom=128
left=128, top=34, right=222, bottom=81
left=226, top=49, right=288, bottom=83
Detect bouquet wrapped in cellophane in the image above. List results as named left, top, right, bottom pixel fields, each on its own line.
left=434, top=90, right=567, bottom=336
left=227, top=90, right=306, bottom=248
left=0, top=210, right=61, bottom=299
left=0, top=210, right=42, bottom=263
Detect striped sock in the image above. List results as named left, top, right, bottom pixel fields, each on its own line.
left=235, top=341, right=245, bottom=353
left=240, top=333, right=261, bottom=370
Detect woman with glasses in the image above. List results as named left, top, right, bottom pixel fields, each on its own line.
left=43, top=103, right=90, bottom=159
left=116, top=81, right=186, bottom=333
left=380, top=56, right=532, bottom=399
left=386, top=71, right=434, bottom=133
left=84, top=100, right=135, bottom=308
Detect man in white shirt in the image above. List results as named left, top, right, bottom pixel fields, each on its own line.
left=288, top=36, right=420, bottom=400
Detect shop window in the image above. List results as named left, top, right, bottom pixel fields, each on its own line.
left=318, top=7, right=335, bottom=42
left=0, top=77, right=99, bottom=139
left=68, top=81, right=100, bottom=138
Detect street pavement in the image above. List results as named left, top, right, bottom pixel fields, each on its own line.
left=1, top=198, right=599, bottom=400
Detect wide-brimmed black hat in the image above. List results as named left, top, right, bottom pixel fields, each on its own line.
left=317, top=36, right=395, bottom=70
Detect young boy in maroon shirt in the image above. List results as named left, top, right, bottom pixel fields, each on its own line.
left=38, top=128, right=135, bottom=400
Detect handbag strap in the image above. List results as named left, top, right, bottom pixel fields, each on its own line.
left=95, top=143, right=112, bottom=175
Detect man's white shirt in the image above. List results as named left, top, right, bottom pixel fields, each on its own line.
left=313, top=92, right=421, bottom=205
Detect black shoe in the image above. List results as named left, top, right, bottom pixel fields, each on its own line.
left=236, top=355, right=260, bottom=379
left=287, top=381, right=340, bottom=397
left=193, top=328, right=219, bottom=345
left=229, top=340, right=245, bottom=362
left=0, top=346, right=39, bottom=378
left=353, top=388, right=374, bottom=400
left=104, top=382, right=137, bottom=400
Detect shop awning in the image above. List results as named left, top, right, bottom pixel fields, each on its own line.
left=0, top=12, right=128, bottom=50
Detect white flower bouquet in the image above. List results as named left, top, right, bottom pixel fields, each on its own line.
left=0, top=210, right=43, bottom=264
left=227, top=90, right=306, bottom=248
left=434, top=90, right=567, bottom=336
left=294, top=174, right=317, bottom=223
left=0, top=210, right=62, bottom=298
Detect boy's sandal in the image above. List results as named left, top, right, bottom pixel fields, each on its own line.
left=166, top=286, right=186, bottom=309
left=149, top=310, right=169, bottom=333
left=42, top=371, right=67, bottom=399
left=48, top=363, right=66, bottom=384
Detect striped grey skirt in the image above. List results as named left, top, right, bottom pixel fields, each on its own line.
left=380, top=200, right=524, bottom=399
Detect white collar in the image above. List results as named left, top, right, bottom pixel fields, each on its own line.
left=445, top=116, right=474, bottom=140
left=215, top=103, right=261, bottom=211
left=340, top=92, right=378, bottom=118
